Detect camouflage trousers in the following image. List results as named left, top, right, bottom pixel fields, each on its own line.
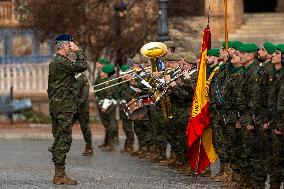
left=73, top=110, right=92, bottom=146
left=50, top=112, right=74, bottom=166
left=121, top=110, right=134, bottom=146
left=134, top=119, right=152, bottom=148
left=271, top=133, right=284, bottom=182
left=212, top=118, right=228, bottom=164
left=167, top=109, right=188, bottom=163
left=98, top=106, right=118, bottom=145
left=149, top=107, right=167, bottom=150
left=239, top=128, right=266, bottom=181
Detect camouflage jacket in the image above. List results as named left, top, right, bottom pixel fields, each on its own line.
left=167, top=75, right=194, bottom=120
left=95, top=75, right=118, bottom=113
left=267, top=68, right=282, bottom=129
left=222, top=63, right=243, bottom=124
left=48, top=51, right=87, bottom=114
left=75, top=73, right=90, bottom=112
left=238, top=61, right=262, bottom=126
left=208, top=63, right=229, bottom=126
left=258, top=61, right=274, bottom=123
left=277, top=71, right=284, bottom=130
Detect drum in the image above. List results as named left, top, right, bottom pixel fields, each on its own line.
left=142, top=97, right=154, bottom=106
left=124, top=98, right=149, bottom=120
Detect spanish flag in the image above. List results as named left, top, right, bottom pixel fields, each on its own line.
left=186, top=25, right=218, bottom=174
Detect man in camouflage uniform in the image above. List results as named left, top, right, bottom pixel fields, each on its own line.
left=163, top=52, right=197, bottom=174
left=73, top=73, right=93, bottom=156
left=118, top=65, right=135, bottom=154
left=95, top=64, right=118, bottom=152
left=213, top=44, right=243, bottom=183
left=256, top=42, right=277, bottom=185
left=237, top=43, right=265, bottom=188
left=128, top=55, right=152, bottom=158
left=48, top=34, right=87, bottom=185
left=270, top=44, right=284, bottom=188
left=206, top=48, right=228, bottom=178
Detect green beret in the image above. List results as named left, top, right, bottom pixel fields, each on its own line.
left=101, top=64, right=114, bottom=74
left=98, top=57, right=110, bottom=65
left=239, top=43, right=259, bottom=53
left=184, top=53, right=197, bottom=64
left=232, top=41, right=243, bottom=51
left=163, top=53, right=180, bottom=61
left=222, top=41, right=234, bottom=49
left=163, top=41, right=175, bottom=48
left=277, top=44, right=284, bottom=53
left=263, top=42, right=277, bottom=54
left=207, top=48, right=220, bottom=57
left=120, top=65, right=130, bottom=72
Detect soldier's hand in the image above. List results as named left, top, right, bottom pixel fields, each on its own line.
left=235, top=122, right=241, bottom=129
left=274, top=129, right=283, bottom=135
left=164, top=75, right=171, bottom=83
left=263, top=123, right=269, bottom=130
left=246, top=124, right=255, bottom=131
left=183, top=70, right=190, bottom=79
left=169, top=81, right=177, bottom=87
left=70, top=42, right=80, bottom=52
left=153, top=72, right=161, bottom=77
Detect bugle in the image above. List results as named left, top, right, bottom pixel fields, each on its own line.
left=93, top=66, right=151, bottom=89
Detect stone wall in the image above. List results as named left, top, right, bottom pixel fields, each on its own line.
left=204, top=0, right=244, bottom=41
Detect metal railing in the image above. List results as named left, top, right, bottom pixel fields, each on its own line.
left=0, top=1, right=18, bottom=26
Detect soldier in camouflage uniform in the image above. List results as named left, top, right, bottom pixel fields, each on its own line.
left=74, top=73, right=93, bottom=156
left=95, top=64, right=118, bottom=152
left=48, top=35, right=87, bottom=185
left=269, top=45, right=284, bottom=188
left=256, top=42, right=277, bottom=185
left=214, top=45, right=243, bottom=183
left=236, top=43, right=265, bottom=188
left=128, top=55, right=152, bottom=158
left=164, top=52, right=197, bottom=174
left=207, top=48, right=227, bottom=178
left=118, top=65, right=135, bottom=154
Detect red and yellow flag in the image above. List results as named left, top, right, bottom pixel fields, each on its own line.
left=186, top=25, right=218, bottom=174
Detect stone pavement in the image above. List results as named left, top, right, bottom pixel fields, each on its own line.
left=0, top=121, right=112, bottom=140
left=0, top=138, right=225, bottom=189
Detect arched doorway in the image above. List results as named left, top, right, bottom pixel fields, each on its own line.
left=244, top=0, right=277, bottom=13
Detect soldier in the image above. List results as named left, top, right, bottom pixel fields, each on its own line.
left=169, top=52, right=198, bottom=174
left=257, top=41, right=277, bottom=183
left=206, top=48, right=220, bottom=79
left=237, top=43, right=264, bottom=188
left=95, top=64, right=118, bottom=152
left=128, top=55, right=152, bottom=158
left=163, top=40, right=176, bottom=54
left=118, top=65, right=135, bottom=154
left=269, top=44, right=284, bottom=188
left=214, top=48, right=244, bottom=183
left=73, top=73, right=93, bottom=156
left=48, top=34, right=87, bottom=185
left=94, top=57, right=109, bottom=82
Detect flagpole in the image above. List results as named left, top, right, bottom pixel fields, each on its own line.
left=195, top=137, right=202, bottom=175
left=224, top=0, right=228, bottom=50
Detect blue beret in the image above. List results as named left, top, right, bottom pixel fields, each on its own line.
left=55, top=34, right=73, bottom=42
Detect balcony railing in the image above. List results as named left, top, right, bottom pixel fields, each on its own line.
left=0, top=1, right=18, bottom=26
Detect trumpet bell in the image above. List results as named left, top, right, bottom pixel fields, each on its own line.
left=140, top=42, right=167, bottom=58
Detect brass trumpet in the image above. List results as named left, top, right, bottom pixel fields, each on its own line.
left=93, top=66, right=151, bottom=90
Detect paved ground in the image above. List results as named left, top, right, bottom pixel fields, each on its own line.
left=0, top=138, right=226, bottom=189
